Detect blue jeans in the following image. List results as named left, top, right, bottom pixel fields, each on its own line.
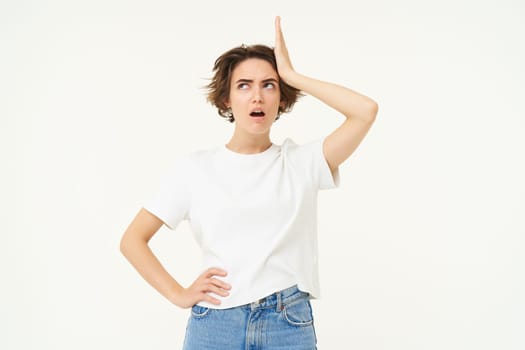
left=182, top=284, right=318, bottom=349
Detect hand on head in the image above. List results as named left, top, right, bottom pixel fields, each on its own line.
left=274, top=16, right=296, bottom=84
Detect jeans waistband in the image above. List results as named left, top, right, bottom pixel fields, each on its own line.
left=242, top=284, right=310, bottom=312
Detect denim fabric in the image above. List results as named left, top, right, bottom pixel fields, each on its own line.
left=182, top=284, right=317, bottom=350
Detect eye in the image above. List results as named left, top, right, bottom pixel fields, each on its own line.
left=264, top=82, right=276, bottom=89
left=237, top=83, right=249, bottom=89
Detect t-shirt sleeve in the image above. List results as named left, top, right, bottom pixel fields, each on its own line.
left=142, top=156, right=192, bottom=230
left=288, top=135, right=341, bottom=190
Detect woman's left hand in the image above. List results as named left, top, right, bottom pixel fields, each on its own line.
left=274, top=16, right=296, bottom=85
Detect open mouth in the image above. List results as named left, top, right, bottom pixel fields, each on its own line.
left=250, top=110, right=265, bottom=117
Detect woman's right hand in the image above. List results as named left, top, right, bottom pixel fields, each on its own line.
left=274, top=16, right=296, bottom=86
left=172, top=267, right=232, bottom=309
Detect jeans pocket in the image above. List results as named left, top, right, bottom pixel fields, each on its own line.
left=282, top=297, right=314, bottom=327
left=191, top=304, right=212, bottom=319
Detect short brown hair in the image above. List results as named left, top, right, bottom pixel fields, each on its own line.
left=206, top=44, right=303, bottom=123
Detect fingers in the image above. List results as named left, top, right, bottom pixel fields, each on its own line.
left=205, top=279, right=230, bottom=296
left=273, top=16, right=295, bottom=83
left=203, top=267, right=227, bottom=278
left=209, top=277, right=232, bottom=291
left=205, top=295, right=221, bottom=305
left=175, top=267, right=232, bottom=308
left=198, top=267, right=231, bottom=305
left=275, top=16, right=283, bottom=47
left=274, top=16, right=289, bottom=59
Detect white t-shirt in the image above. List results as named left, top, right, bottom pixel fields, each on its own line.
left=143, top=136, right=340, bottom=309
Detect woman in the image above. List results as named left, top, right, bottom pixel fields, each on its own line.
left=120, top=16, right=378, bottom=349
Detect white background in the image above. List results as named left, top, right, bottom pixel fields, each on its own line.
left=2, top=0, right=524, bottom=349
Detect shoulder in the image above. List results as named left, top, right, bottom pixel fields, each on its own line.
left=160, top=150, right=202, bottom=181
left=281, top=136, right=323, bottom=158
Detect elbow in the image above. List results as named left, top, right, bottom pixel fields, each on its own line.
left=350, top=99, right=378, bottom=123
left=119, top=234, right=129, bottom=257
left=120, top=233, right=134, bottom=258
left=120, top=231, right=149, bottom=258
left=351, top=102, right=377, bottom=123
left=368, top=101, right=378, bottom=122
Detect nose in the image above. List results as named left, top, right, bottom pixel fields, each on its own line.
left=252, top=87, right=263, bottom=103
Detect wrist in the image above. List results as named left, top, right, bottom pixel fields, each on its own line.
left=167, top=283, right=185, bottom=306
left=282, top=71, right=305, bottom=90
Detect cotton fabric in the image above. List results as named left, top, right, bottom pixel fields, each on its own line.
left=143, top=136, right=340, bottom=309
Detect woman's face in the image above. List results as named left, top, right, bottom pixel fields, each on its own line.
left=226, top=58, right=282, bottom=133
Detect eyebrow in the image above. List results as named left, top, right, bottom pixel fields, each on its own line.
left=235, top=78, right=279, bottom=84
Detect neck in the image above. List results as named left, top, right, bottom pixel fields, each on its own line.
left=225, top=131, right=273, bottom=154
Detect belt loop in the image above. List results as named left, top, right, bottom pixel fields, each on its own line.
left=276, top=288, right=283, bottom=312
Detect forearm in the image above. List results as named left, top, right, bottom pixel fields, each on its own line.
left=286, top=71, right=378, bottom=122
left=120, top=236, right=183, bottom=304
